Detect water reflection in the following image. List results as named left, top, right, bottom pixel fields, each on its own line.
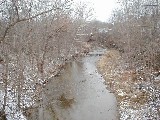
left=27, top=49, right=118, bottom=120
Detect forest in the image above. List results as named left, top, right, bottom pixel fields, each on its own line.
left=97, top=0, right=160, bottom=119
left=0, top=0, right=160, bottom=120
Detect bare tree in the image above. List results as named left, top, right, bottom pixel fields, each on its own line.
left=0, top=0, right=94, bottom=119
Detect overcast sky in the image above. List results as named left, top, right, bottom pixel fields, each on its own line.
left=77, top=0, right=118, bottom=22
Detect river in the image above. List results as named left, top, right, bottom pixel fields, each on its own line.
left=38, top=48, right=119, bottom=120
left=0, top=49, right=119, bottom=120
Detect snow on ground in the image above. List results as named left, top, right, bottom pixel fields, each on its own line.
left=97, top=50, right=160, bottom=120
left=0, top=90, right=27, bottom=120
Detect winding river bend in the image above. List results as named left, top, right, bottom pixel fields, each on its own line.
left=39, top=49, right=118, bottom=120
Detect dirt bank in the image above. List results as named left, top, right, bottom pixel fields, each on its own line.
left=97, top=50, right=160, bottom=120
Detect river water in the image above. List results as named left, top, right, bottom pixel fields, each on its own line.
left=0, top=49, right=118, bottom=120
left=39, top=49, right=118, bottom=120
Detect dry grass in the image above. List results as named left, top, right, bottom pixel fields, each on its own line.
left=97, top=50, right=150, bottom=108
left=97, top=50, right=120, bottom=72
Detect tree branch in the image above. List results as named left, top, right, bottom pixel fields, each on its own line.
left=0, top=7, right=59, bottom=44
left=0, top=0, right=5, bottom=6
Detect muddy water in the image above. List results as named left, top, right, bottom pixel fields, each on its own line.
left=38, top=49, right=118, bottom=120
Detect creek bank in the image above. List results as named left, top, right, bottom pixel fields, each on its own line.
left=97, top=50, right=160, bottom=120
left=0, top=42, right=91, bottom=120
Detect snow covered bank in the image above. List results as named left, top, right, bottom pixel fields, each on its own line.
left=97, top=50, right=160, bottom=120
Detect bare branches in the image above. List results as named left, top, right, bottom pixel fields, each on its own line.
left=0, top=0, right=5, bottom=6
left=0, top=7, right=59, bottom=44
left=143, top=4, right=158, bottom=7
left=11, top=0, right=20, bottom=20
left=0, top=1, right=94, bottom=119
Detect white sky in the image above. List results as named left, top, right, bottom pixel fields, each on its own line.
left=77, top=0, right=118, bottom=22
